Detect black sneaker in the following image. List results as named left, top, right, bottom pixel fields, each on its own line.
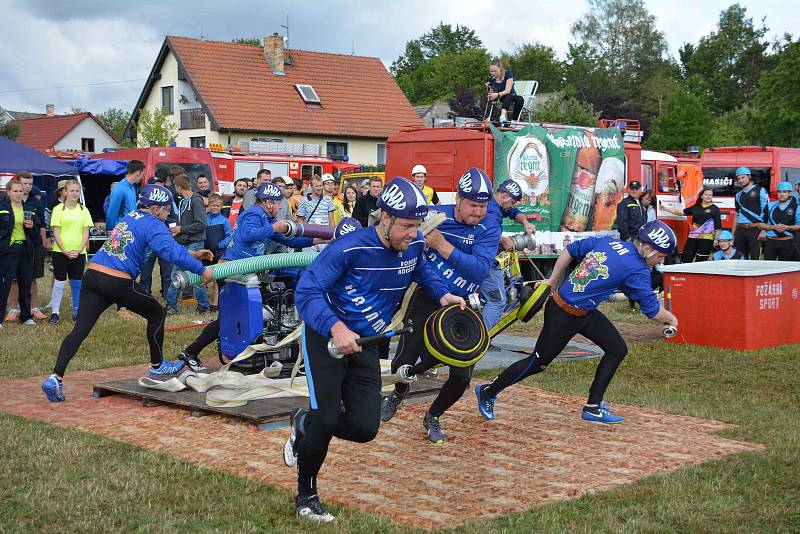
left=48, top=313, right=60, bottom=325
left=423, top=411, right=446, bottom=444
left=209, top=305, right=219, bottom=313
left=283, top=408, right=307, bottom=467
left=295, top=494, right=335, bottom=523
left=380, top=389, right=409, bottom=422
left=178, top=351, right=207, bottom=372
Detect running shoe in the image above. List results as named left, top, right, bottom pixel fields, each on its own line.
left=41, top=374, right=65, bottom=402
left=283, top=408, right=307, bottom=467
left=295, top=494, right=335, bottom=523
left=475, top=384, right=496, bottom=421
left=178, top=351, right=207, bottom=372
left=23, top=319, right=36, bottom=325
left=48, top=313, right=60, bottom=325
left=581, top=401, right=624, bottom=424
left=148, top=359, right=185, bottom=377
left=380, top=389, right=408, bottom=422
left=423, top=411, right=446, bottom=444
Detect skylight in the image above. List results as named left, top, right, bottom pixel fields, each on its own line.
left=295, top=84, right=321, bottom=104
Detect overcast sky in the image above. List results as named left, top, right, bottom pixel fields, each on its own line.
left=0, top=0, right=794, bottom=116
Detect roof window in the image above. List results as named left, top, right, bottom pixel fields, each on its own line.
left=295, top=84, right=321, bottom=104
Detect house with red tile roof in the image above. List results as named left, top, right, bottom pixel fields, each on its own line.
left=12, top=107, right=120, bottom=153
left=126, top=34, right=422, bottom=166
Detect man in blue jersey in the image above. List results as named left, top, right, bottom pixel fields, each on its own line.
left=475, top=220, right=679, bottom=424
left=283, top=178, right=464, bottom=523
left=760, top=182, right=800, bottom=261
left=176, top=182, right=324, bottom=371
left=381, top=167, right=502, bottom=444
left=481, top=178, right=536, bottom=332
left=711, top=230, right=745, bottom=260
left=41, top=185, right=215, bottom=403
left=733, top=167, right=768, bottom=259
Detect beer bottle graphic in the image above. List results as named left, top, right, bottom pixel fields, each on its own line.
left=560, top=131, right=601, bottom=232
left=591, top=141, right=626, bottom=231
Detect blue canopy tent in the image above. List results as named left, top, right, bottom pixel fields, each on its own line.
left=64, top=156, right=129, bottom=226
left=0, top=136, right=79, bottom=205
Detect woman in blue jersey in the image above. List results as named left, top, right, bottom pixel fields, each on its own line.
left=475, top=220, right=679, bottom=424
left=283, top=178, right=464, bottom=524
left=41, top=185, right=215, bottom=403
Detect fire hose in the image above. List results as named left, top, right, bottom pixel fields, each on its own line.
left=423, top=305, right=489, bottom=368
left=171, top=251, right=319, bottom=290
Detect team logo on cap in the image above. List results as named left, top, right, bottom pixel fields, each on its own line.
left=647, top=227, right=672, bottom=249
left=381, top=184, right=407, bottom=209
left=458, top=172, right=473, bottom=193
left=505, top=180, right=521, bottom=198
left=147, top=188, right=170, bottom=203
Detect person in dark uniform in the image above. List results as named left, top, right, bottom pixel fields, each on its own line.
left=284, top=178, right=463, bottom=523
left=41, top=185, right=215, bottom=402
left=475, top=220, right=679, bottom=424
left=615, top=180, right=645, bottom=241
left=733, top=167, right=768, bottom=260
left=760, top=182, right=800, bottom=261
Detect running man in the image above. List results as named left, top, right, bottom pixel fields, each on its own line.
left=475, top=220, right=679, bottom=424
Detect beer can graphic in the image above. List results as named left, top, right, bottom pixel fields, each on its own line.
left=506, top=135, right=549, bottom=198
left=560, top=132, right=601, bottom=231
left=591, top=156, right=626, bottom=230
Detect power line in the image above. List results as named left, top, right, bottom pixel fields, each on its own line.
left=0, top=78, right=146, bottom=94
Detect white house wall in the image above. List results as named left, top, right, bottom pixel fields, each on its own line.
left=55, top=117, right=119, bottom=152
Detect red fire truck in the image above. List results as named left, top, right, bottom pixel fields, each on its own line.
left=93, top=147, right=219, bottom=189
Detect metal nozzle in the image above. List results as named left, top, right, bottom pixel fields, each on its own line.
left=171, top=270, right=190, bottom=290
left=662, top=325, right=677, bottom=339
left=510, top=233, right=536, bottom=251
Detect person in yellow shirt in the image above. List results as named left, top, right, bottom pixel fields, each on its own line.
left=48, top=180, right=93, bottom=323
left=412, top=164, right=439, bottom=205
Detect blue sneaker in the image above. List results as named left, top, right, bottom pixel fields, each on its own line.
left=148, top=359, right=185, bottom=377
left=581, top=401, right=624, bottom=424
left=475, top=384, right=496, bottom=421
left=42, top=374, right=65, bottom=402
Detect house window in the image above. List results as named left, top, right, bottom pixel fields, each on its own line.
left=81, top=138, right=95, bottom=152
left=161, top=86, right=174, bottom=114
left=326, top=142, right=348, bottom=159
left=376, top=143, right=386, bottom=165
left=190, top=136, right=206, bottom=148
left=295, top=84, right=321, bottom=104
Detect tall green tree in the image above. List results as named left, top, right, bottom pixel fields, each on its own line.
left=681, top=4, right=771, bottom=113
left=532, top=93, right=600, bottom=127
left=232, top=37, right=260, bottom=46
left=0, top=106, right=20, bottom=140
left=646, top=89, right=713, bottom=150
left=749, top=38, right=800, bottom=146
left=391, top=23, right=483, bottom=77
left=136, top=108, right=178, bottom=148
left=500, top=43, right=565, bottom=92
left=96, top=108, right=131, bottom=143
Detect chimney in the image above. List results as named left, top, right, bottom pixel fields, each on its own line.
left=263, top=33, right=286, bottom=75
left=46, top=104, right=55, bottom=116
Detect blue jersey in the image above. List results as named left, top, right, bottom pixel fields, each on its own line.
left=763, top=198, right=800, bottom=238
left=426, top=204, right=501, bottom=297
left=485, top=197, right=521, bottom=230
left=92, top=210, right=205, bottom=278
left=223, top=206, right=311, bottom=261
left=105, top=178, right=137, bottom=230
left=295, top=227, right=449, bottom=337
left=560, top=237, right=660, bottom=318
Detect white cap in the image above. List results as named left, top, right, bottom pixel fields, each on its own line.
left=321, top=173, right=335, bottom=183
left=411, top=164, right=427, bottom=175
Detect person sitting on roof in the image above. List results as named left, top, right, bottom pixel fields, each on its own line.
left=486, top=58, right=525, bottom=124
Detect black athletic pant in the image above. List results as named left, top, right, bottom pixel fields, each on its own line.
left=484, top=297, right=628, bottom=404
left=52, top=252, right=86, bottom=281
left=297, top=325, right=381, bottom=496
left=53, top=269, right=166, bottom=377
left=390, top=288, right=474, bottom=418
left=0, top=244, right=33, bottom=324
left=681, top=237, right=713, bottom=263
left=499, top=94, right=525, bottom=120
left=764, top=238, right=797, bottom=261
left=734, top=226, right=761, bottom=260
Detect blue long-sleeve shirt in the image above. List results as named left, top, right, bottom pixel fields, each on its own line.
left=105, top=178, right=138, bottom=230
left=485, top=197, right=522, bottom=229
left=222, top=205, right=311, bottom=260
left=93, top=210, right=205, bottom=278
left=561, top=236, right=659, bottom=318
left=295, top=227, right=449, bottom=337
left=426, top=204, right=501, bottom=297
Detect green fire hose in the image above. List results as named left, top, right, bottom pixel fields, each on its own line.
left=171, top=251, right=319, bottom=289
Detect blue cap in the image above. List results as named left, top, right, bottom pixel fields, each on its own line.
left=718, top=230, right=734, bottom=241
left=138, top=184, right=173, bottom=207
left=376, top=177, right=429, bottom=219
left=735, top=167, right=751, bottom=177
left=638, top=220, right=677, bottom=254
left=255, top=182, right=283, bottom=201
left=498, top=179, right=525, bottom=201
left=334, top=217, right=362, bottom=239
left=776, top=182, right=793, bottom=192
left=457, top=167, right=492, bottom=202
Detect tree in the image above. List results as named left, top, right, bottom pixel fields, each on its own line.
left=501, top=43, right=565, bottom=92
left=645, top=90, right=713, bottom=150
left=97, top=108, right=131, bottom=143
left=0, top=106, right=20, bottom=140
left=681, top=4, right=771, bottom=113
left=707, top=117, right=749, bottom=148
left=532, top=93, right=600, bottom=126
left=448, top=87, right=483, bottom=120
left=136, top=108, right=178, bottom=148
left=748, top=38, right=800, bottom=146
left=232, top=37, right=261, bottom=46
left=391, top=23, right=483, bottom=77
left=68, top=106, right=87, bottom=114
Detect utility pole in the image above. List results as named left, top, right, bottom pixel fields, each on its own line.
left=281, top=15, right=289, bottom=48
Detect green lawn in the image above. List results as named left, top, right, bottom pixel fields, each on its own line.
left=1, top=274, right=798, bottom=532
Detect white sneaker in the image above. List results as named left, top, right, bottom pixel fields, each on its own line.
left=23, top=319, right=36, bottom=325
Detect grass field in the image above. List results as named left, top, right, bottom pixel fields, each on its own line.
left=1, top=273, right=798, bottom=532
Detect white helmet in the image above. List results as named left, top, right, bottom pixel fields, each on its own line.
left=321, top=173, right=335, bottom=183
left=411, top=164, right=427, bottom=176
